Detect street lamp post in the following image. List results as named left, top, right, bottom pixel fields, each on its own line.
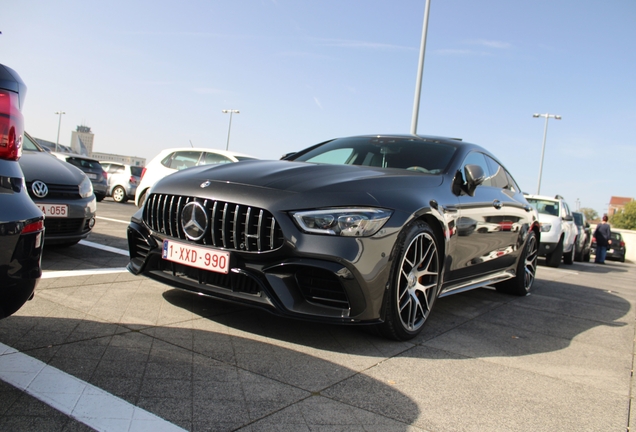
left=55, top=111, right=66, bottom=152
left=410, top=0, right=431, bottom=135
left=533, top=112, right=561, bottom=195
left=222, top=109, right=239, bottom=150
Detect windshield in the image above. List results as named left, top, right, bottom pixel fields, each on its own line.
left=291, top=136, right=456, bottom=174
left=22, top=133, right=44, bottom=152
left=131, top=166, right=143, bottom=177
left=572, top=213, right=583, bottom=225
left=526, top=199, right=560, bottom=216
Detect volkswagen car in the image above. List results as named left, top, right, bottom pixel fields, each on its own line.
left=20, top=132, right=96, bottom=246
left=127, top=134, right=540, bottom=340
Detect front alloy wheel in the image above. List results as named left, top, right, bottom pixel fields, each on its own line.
left=380, top=221, right=440, bottom=340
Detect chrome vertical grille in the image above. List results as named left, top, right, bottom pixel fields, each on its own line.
left=143, top=193, right=284, bottom=253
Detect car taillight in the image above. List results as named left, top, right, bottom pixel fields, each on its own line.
left=129, top=175, right=138, bottom=185
left=22, top=220, right=44, bottom=234
left=140, top=167, right=146, bottom=180
left=620, top=240, right=625, bottom=248
left=102, top=171, right=108, bottom=180
left=0, top=89, right=24, bottom=161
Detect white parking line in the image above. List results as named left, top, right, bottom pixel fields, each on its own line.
left=96, top=216, right=130, bottom=225
left=41, top=268, right=129, bottom=279
left=79, top=240, right=129, bottom=256
left=0, top=343, right=186, bottom=432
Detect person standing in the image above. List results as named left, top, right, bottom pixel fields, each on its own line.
left=593, top=215, right=612, bottom=264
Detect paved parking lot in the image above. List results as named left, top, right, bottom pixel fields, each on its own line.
left=1, top=199, right=635, bottom=431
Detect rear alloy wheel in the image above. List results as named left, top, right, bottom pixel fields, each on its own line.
left=380, top=221, right=441, bottom=341
left=496, top=231, right=538, bottom=296
left=112, top=186, right=128, bottom=203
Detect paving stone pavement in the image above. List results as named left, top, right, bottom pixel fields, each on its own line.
left=1, top=202, right=635, bottom=431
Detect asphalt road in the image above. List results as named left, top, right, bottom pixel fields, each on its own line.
left=1, top=197, right=635, bottom=431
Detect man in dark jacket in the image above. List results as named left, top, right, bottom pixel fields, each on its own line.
left=593, top=215, right=612, bottom=264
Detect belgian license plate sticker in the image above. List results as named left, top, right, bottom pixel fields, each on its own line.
left=162, top=239, right=230, bottom=274
left=36, top=204, right=68, bottom=218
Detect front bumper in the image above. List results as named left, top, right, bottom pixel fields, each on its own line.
left=126, top=217, right=398, bottom=325
left=32, top=195, right=96, bottom=245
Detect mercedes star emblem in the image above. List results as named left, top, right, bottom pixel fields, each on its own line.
left=31, top=180, right=49, bottom=198
left=181, top=201, right=208, bottom=241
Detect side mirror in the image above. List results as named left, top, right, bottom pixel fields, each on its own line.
left=280, top=152, right=296, bottom=160
left=464, top=164, right=485, bottom=196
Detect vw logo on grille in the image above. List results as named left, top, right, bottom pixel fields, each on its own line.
left=181, top=201, right=208, bottom=241
left=31, top=180, right=49, bottom=198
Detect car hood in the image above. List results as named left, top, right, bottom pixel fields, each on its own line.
left=19, top=151, right=86, bottom=185
left=152, top=160, right=445, bottom=210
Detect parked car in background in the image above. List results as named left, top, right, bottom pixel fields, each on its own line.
left=100, top=162, right=142, bottom=203
left=592, top=231, right=626, bottom=263
left=127, top=134, right=540, bottom=341
left=0, top=63, right=44, bottom=318
left=572, top=211, right=592, bottom=262
left=20, top=132, right=96, bottom=246
left=525, top=194, right=577, bottom=268
left=49, top=151, right=108, bottom=201
left=135, top=147, right=258, bottom=207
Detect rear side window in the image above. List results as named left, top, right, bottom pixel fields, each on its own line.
left=161, top=151, right=202, bottom=170
left=130, top=166, right=143, bottom=176
left=66, top=157, right=101, bottom=170
left=202, top=152, right=233, bottom=165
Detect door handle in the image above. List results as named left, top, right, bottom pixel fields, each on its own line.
left=493, top=200, right=502, bottom=209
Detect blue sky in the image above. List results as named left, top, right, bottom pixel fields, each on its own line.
left=2, top=0, right=635, bottom=215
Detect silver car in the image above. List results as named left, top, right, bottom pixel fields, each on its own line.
left=100, top=162, right=143, bottom=203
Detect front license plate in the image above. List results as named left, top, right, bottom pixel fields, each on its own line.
left=36, top=204, right=69, bottom=218
left=162, top=239, right=230, bottom=274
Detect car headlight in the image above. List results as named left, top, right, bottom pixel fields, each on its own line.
left=540, top=223, right=552, bottom=232
left=291, top=208, right=392, bottom=237
left=79, top=175, right=93, bottom=198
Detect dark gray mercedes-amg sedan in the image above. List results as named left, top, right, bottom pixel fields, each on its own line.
left=127, top=134, right=540, bottom=340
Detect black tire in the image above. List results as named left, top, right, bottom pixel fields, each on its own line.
left=137, top=190, right=147, bottom=208
left=378, top=220, right=441, bottom=341
left=546, top=238, right=563, bottom=268
left=584, top=249, right=591, bottom=262
left=112, top=186, right=128, bottom=203
left=574, top=244, right=583, bottom=262
left=95, top=193, right=105, bottom=202
left=496, top=231, right=538, bottom=296
left=563, top=241, right=575, bottom=265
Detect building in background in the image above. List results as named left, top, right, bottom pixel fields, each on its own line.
left=34, top=124, right=145, bottom=167
left=91, top=151, right=145, bottom=167
left=70, top=125, right=94, bottom=156
left=609, top=196, right=634, bottom=216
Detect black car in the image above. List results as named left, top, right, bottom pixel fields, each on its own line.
left=127, top=134, right=540, bottom=340
left=20, top=133, right=97, bottom=246
left=50, top=151, right=108, bottom=202
left=593, top=231, right=627, bottom=263
left=572, top=211, right=592, bottom=262
left=0, top=63, right=45, bottom=318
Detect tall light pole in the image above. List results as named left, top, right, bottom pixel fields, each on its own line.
left=533, top=112, right=561, bottom=195
left=410, top=0, right=431, bottom=135
left=55, top=111, right=65, bottom=152
left=222, top=109, right=239, bottom=150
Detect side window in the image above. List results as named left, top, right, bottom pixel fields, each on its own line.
left=561, top=201, right=571, bottom=218
left=170, top=151, right=202, bottom=170
left=201, top=152, right=233, bottom=165
left=485, top=156, right=512, bottom=190
left=462, top=152, right=492, bottom=187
